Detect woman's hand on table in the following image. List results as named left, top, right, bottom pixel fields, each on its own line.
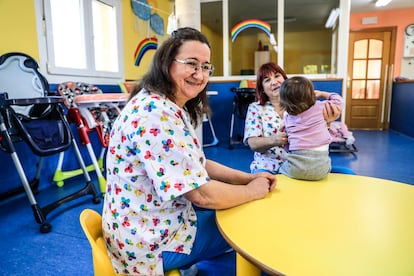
left=252, top=172, right=277, bottom=192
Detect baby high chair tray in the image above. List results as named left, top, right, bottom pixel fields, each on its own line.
left=5, top=96, right=64, bottom=105
left=73, top=93, right=128, bottom=130
left=73, top=93, right=129, bottom=104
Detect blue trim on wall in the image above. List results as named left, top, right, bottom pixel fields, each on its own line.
left=390, top=81, right=414, bottom=138
left=49, top=83, right=123, bottom=93
left=312, top=80, right=343, bottom=95
left=205, top=81, right=240, bottom=145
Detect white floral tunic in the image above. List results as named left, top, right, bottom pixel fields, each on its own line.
left=102, top=90, right=209, bottom=275
left=243, top=101, right=287, bottom=174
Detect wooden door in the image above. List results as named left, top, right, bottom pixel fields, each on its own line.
left=346, top=30, right=393, bottom=129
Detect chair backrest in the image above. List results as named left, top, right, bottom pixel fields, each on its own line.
left=0, top=52, right=51, bottom=117
left=0, top=52, right=49, bottom=99
left=79, top=209, right=117, bottom=276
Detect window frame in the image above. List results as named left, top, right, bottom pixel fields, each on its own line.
left=35, top=0, right=124, bottom=85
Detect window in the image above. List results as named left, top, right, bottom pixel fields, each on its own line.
left=37, top=0, right=123, bottom=83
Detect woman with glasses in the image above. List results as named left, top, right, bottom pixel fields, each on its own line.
left=101, top=27, right=276, bottom=276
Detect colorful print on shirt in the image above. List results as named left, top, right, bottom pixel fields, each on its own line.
left=243, top=101, right=287, bottom=173
left=101, top=90, right=209, bottom=275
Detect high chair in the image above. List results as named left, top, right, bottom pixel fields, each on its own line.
left=55, top=82, right=129, bottom=193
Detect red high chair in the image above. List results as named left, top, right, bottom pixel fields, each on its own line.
left=54, top=82, right=129, bottom=193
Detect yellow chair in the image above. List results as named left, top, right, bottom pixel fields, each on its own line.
left=79, top=209, right=180, bottom=276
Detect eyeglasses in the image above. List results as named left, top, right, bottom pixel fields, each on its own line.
left=174, top=58, right=214, bottom=76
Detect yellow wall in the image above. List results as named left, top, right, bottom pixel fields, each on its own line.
left=0, top=0, right=172, bottom=82
left=0, top=1, right=39, bottom=60
left=231, top=33, right=258, bottom=75
left=284, top=30, right=332, bottom=74
left=122, top=0, right=173, bottom=80
left=227, top=30, right=331, bottom=75
left=201, top=25, right=223, bottom=76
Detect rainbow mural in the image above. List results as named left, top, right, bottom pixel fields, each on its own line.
left=231, top=19, right=271, bottom=43
left=134, top=37, right=158, bottom=66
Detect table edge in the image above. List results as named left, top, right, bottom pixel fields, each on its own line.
left=215, top=212, right=285, bottom=276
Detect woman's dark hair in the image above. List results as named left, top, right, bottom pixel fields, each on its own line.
left=279, top=76, right=316, bottom=115
left=129, top=27, right=211, bottom=127
left=256, top=62, right=288, bottom=105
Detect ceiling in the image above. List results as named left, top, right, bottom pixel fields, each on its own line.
left=351, top=0, right=414, bottom=12
left=201, top=0, right=414, bottom=33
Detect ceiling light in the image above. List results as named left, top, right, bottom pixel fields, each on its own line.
left=265, top=17, right=297, bottom=24
left=375, top=0, right=392, bottom=7
left=325, top=8, right=339, bottom=29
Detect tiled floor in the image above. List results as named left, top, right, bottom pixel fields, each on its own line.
left=1, top=130, right=413, bottom=276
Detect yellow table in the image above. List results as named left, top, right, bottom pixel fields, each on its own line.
left=216, top=174, right=414, bottom=276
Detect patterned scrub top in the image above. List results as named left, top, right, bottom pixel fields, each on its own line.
left=243, top=101, right=287, bottom=174
left=101, top=89, right=209, bottom=275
